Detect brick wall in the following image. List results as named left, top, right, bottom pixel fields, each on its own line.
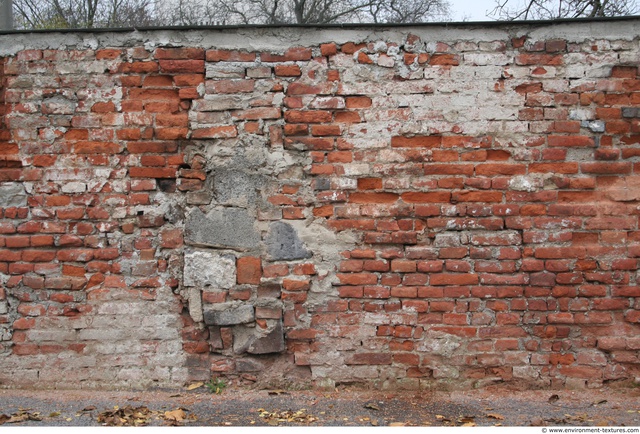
left=0, top=20, right=639, bottom=389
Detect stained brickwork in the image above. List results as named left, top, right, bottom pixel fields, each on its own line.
left=0, top=21, right=639, bottom=389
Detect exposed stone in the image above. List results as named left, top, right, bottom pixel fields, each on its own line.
left=208, top=326, right=223, bottom=350
left=187, top=287, right=203, bottom=323
left=233, top=320, right=285, bottom=354
left=416, top=332, right=461, bottom=357
left=248, top=321, right=285, bottom=354
left=183, top=250, right=236, bottom=289
left=581, top=120, right=605, bottom=133
left=209, top=326, right=223, bottom=350
left=212, top=168, right=265, bottom=207
left=0, top=183, right=27, bottom=207
left=203, top=303, right=254, bottom=326
left=266, top=222, right=312, bottom=261
left=185, top=207, right=260, bottom=251
left=236, top=358, right=265, bottom=372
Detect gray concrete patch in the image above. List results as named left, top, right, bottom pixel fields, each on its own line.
left=203, top=303, right=254, bottom=326
left=266, top=222, right=312, bottom=261
left=212, top=168, right=265, bottom=208
left=0, top=183, right=27, bottom=207
left=185, top=207, right=260, bottom=251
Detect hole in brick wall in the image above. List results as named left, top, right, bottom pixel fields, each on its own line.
left=137, top=210, right=144, bottom=216
left=158, top=179, right=176, bottom=192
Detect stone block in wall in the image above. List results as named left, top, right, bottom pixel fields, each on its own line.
left=248, top=321, right=285, bottom=354
left=236, top=358, right=265, bottom=372
left=233, top=320, right=285, bottom=354
left=203, top=303, right=254, bottom=326
left=266, top=222, right=312, bottom=261
left=0, top=183, right=27, bottom=207
left=185, top=207, right=260, bottom=251
left=183, top=249, right=236, bottom=288
left=212, top=168, right=265, bottom=208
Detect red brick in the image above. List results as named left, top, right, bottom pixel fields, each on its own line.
left=274, top=64, right=302, bottom=77
left=337, top=273, right=378, bottom=285
left=155, top=47, right=204, bottom=59
left=206, top=50, right=256, bottom=62
left=391, top=136, right=441, bottom=148
left=401, top=192, right=451, bottom=203
left=237, top=257, right=261, bottom=285
left=284, top=110, right=332, bottom=123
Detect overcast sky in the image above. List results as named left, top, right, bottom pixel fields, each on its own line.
left=449, top=0, right=500, bottom=21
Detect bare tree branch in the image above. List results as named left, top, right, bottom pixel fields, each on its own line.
left=489, top=0, right=637, bottom=20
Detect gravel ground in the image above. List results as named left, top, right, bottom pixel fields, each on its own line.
left=1, top=385, right=640, bottom=427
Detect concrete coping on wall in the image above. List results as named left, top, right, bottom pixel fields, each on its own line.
left=1, top=16, right=639, bottom=57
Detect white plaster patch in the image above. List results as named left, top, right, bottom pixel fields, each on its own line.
left=184, top=250, right=236, bottom=289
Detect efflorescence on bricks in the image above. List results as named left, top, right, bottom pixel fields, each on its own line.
left=0, top=20, right=639, bottom=390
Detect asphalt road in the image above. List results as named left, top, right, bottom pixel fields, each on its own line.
left=1, top=385, right=639, bottom=427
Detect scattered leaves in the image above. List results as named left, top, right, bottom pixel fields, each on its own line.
left=97, top=406, right=153, bottom=427
left=0, top=410, right=42, bottom=425
left=257, top=408, right=318, bottom=425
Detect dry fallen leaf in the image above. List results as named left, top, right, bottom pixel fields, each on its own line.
left=389, top=422, right=406, bottom=427
left=267, top=389, right=289, bottom=396
left=487, top=413, right=505, bottom=420
left=549, top=394, right=560, bottom=403
left=364, top=402, right=380, bottom=411
left=187, top=382, right=204, bottom=391
left=164, top=409, right=186, bottom=422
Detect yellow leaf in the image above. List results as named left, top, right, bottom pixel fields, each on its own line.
left=487, top=413, right=505, bottom=420
left=389, top=422, right=405, bottom=427
left=187, top=382, right=204, bottom=390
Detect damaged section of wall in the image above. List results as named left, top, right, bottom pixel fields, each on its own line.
left=0, top=19, right=640, bottom=389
